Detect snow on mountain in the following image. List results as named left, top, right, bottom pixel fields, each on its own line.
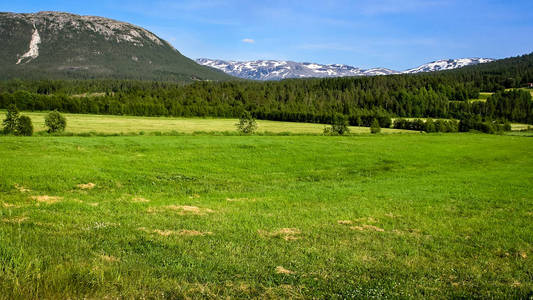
left=196, top=58, right=493, bottom=80
left=403, top=58, right=494, bottom=74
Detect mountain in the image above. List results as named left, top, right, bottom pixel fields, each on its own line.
left=403, top=58, right=494, bottom=74
left=0, top=11, right=231, bottom=81
left=196, top=58, right=494, bottom=80
left=195, top=59, right=399, bottom=80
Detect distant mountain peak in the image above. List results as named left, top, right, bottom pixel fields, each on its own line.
left=196, top=58, right=494, bottom=80
left=403, top=58, right=494, bottom=74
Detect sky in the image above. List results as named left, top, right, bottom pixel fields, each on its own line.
left=2, top=0, right=533, bottom=70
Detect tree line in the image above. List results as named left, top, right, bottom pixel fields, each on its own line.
left=0, top=53, right=532, bottom=126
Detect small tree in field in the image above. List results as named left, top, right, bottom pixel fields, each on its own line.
left=15, top=115, right=33, bottom=136
left=324, top=113, right=349, bottom=135
left=45, top=110, right=67, bottom=133
left=370, top=118, right=381, bottom=134
left=236, top=111, right=257, bottom=134
left=2, top=104, right=20, bottom=134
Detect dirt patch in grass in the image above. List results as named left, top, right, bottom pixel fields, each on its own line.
left=148, top=205, right=215, bottom=215
left=337, top=220, right=353, bottom=225
left=276, top=266, right=295, bottom=274
left=138, top=227, right=212, bottom=236
left=178, top=229, right=212, bottom=236
left=226, top=197, right=256, bottom=202
left=77, top=183, right=96, bottom=190
left=350, top=224, right=385, bottom=232
left=31, top=195, right=63, bottom=204
left=14, top=184, right=30, bottom=193
left=259, top=228, right=301, bottom=241
left=100, top=255, right=119, bottom=262
left=2, top=202, right=20, bottom=208
left=88, top=202, right=99, bottom=207
left=132, top=197, right=150, bottom=203
left=2, top=216, right=29, bottom=224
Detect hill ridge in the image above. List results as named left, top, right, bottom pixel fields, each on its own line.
left=0, top=11, right=231, bottom=81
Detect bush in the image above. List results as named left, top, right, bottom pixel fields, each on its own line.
left=425, top=119, right=436, bottom=133
left=370, top=119, right=381, bottom=134
left=394, top=118, right=459, bottom=133
left=2, top=104, right=20, bottom=134
left=15, top=115, right=33, bottom=136
left=324, top=113, right=350, bottom=135
left=236, top=111, right=257, bottom=134
left=45, top=110, right=67, bottom=133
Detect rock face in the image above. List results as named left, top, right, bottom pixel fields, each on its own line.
left=0, top=11, right=231, bottom=81
left=196, top=58, right=494, bottom=81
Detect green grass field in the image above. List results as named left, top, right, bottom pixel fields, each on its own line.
left=468, top=92, right=493, bottom=103
left=9, top=111, right=412, bottom=134
left=1, top=133, right=532, bottom=298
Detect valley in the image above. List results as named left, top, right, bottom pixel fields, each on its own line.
left=1, top=6, right=532, bottom=299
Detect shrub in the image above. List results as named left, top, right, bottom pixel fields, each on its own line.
left=2, top=104, right=20, bottom=134
left=236, top=111, right=257, bottom=134
left=502, top=122, right=512, bottom=131
left=332, top=114, right=349, bottom=135
left=45, top=110, right=67, bottom=133
left=15, top=115, right=33, bottom=136
left=324, top=113, right=349, bottom=135
left=425, top=119, right=436, bottom=133
left=370, top=119, right=381, bottom=134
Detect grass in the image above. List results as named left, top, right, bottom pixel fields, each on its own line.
left=505, top=88, right=533, bottom=97
left=467, top=92, right=493, bottom=102
left=6, top=111, right=412, bottom=134
left=1, top=133, right=532, bottom=298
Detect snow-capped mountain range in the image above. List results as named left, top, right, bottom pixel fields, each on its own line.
left=196, top=58, right=494, bottom=80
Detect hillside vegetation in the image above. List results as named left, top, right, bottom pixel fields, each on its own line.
left=0, top=12, right=231, bottom=81
left=1, top=53, right=532, bottom=126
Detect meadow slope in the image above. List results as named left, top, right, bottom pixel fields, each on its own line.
left=7, top=111, right=412, bottom=134
left=0, top=134, right=532, bottom=298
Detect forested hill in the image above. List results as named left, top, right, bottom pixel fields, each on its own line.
left=0, top=11, right=232, bottom=82
left=1, top=52, right=532, bottom=125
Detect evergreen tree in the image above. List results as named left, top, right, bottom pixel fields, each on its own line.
left=2, top=104, right=20, bottom=134
left=236, top=111, right=257, bottom=134
left=370, top=119, right=381, bottom=134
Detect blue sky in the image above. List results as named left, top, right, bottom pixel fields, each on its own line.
left=2, top=0, right=533, bottom=70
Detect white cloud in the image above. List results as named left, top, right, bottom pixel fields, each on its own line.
left=242, top=38, right=255, bottom=44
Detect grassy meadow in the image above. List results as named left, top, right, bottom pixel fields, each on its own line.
left=1, top=131, right=532, bottom=298
left=7, top=111, right=412, bottom=135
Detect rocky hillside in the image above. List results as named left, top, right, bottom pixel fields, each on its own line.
left=196, top=58, right=494, bottom=80
left=0, top=11, right=231, bottom=81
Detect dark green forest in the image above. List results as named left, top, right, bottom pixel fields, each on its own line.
left=1, top=53, right=532, bottom=126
